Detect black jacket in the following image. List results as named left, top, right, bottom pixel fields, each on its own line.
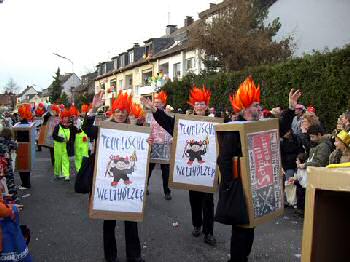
left=280, top=133, right=304, bottom=170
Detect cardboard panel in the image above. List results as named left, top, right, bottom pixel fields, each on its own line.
left=302, top=167, right=350, bottom=262
left=44, top=116, right=60, bottom=148
left=89, top=121, right=151, bottom=222
left=13, top=123, right=35, bottom=172
left=215, top=119, right=283, bottom=227
left=16, top=143, right=30, bottom=172
left=169, top=115, right=223, bottom=193
left=38, top=125, right=47, bottom=146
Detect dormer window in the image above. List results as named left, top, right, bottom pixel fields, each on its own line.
left=129, top=51, right=134, bottom=64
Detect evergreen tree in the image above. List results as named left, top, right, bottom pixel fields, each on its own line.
left=49, top=67, right=62, bottom=103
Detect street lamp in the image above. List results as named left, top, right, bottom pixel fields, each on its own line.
left=53, top=53, right=74, bottom=73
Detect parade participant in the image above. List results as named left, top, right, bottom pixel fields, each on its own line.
left=216, top=76, right=301, bottom=262
left=83, top=91, right=145, bottom=262
left=72, top=106, right=89, bottom=173
left=34, top=102, right=46, bottom=152
left=80, top=104, right=90, bottom=119
left=17, top=104, right=33, bottom=189
left=145, top=91, right=172, bottom=200
left=43, top=104, right=60, bottom=166
left=52, top=109, right=73, bottom=181
left=34, top=102, right=46, bottom=117
left=141, top=86, right=217, bottom=246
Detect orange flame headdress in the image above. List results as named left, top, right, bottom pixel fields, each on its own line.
left=35, top=103, right=46, bottom=117
left=111, top=91, right=132, bottom=113
left=51, top=104, right=60, bottom=114
left=154, top=91, right=168, bottom=104
left=60, top=109, right=71, bottom=119
left=229, top=76, right=261, bottom=113
left=81, top=104, right=90, bottom=113
left=69, top=105, right=79, bottom=117
left=131, top=103, right=145, bottom=119
left=188, top=85, right=211, bottom=107
left=18, top=104, right=33, bottom=120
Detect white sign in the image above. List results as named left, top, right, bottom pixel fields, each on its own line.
left=92, top=127, right=150, bottom=213
left=172, top=119, right=219, bottom=187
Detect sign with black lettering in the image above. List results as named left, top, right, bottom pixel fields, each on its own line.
left=170, top=115, right=223, bottom=193
left=89, top=121, right=151, bottom=222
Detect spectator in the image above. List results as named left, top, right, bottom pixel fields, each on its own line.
left=329, top=130, right=350, bottom=164
left=297, top=112, right=321, bottom=155
left=291, top=104, right=305, bottom=135
left=280, top=129, right=304, bottom=181
left=341, top=111, right=350, bottom=131
left=304, top=124, right=333, bottom=167
left=208, top=107, right=216, bottom=117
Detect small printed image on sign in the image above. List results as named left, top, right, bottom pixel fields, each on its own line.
left=248, top=130, right=281, bottom=218
left=150, top=143, right=171, bottom=162
left=92, top=128, right=149, bottom=214
left=172, top=119, right=218, bottom=188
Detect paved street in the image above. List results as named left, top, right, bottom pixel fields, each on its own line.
left=18, top=148, right=303, bottom=262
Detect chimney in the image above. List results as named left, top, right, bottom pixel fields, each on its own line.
left=210, top=3, right=216, bottom=8
left=184, top=16, right=194, bottom=27
left=166, top=25, right=177, bottom=36
left=133, top=43, right=140, bottom=48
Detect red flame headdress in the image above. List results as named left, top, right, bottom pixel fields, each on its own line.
left=69, top=105, right=79, bottom=117
left=111, top=91, right=132, bottom=113
left=18, top=104, right=33, bottom=120
left=51, top=104, right=60, bottom=114
left=188, top=85, right=211, bottom=107
left=130, top=103, right=145, bottom=119
left=81, top=104, right=90, bottom=113
left=229, top=76, right=261, bottom=113
left=154, top=91, right=168, bottom=104
left=60, top=109, right=71, bottom=119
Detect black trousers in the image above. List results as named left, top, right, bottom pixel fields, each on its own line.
left=189, top=190, right=214, bottom=235
left=19, top=172, right=31, bottom=188
left=103, top=220, right=141, bottom=261
left=230, top=226, right=255, bottom=262
left=147, top=163, right=171, bottom=195
left=296, top=185, right=306, bottom=210
left=49, top=147, right=54, bottom=167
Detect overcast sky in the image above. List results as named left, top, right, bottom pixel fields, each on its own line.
left=0, top=0, right=349, bottom=92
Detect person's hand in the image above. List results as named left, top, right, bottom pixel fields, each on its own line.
left=289, top=89, right=302, bottom=110
left=92, top=91, right=104, bottom=110
left=140, top=97, right=157, bottom=113
left=147, top=137, right=154, bottom=145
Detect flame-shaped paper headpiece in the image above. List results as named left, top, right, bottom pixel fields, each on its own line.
left=229, top=76, right=261, bottom=113
left=188, top=85, right=211, bottom=107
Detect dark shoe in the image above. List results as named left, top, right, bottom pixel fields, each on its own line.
left=192, top=227, right=201, bottom=237
left=204, top=234, right=217, bottom=246
left=164, top=193, right=172, bottom=200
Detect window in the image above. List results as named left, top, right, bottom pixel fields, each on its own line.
left=173, top=63, right=181, bottom=79
left=125, top=75, right=133, bottom=89
left=129, top=51, right=134, bottom=64
left=113, top=59, right=118, bottom=69
left=142, top=70, right=153, bottom=85
left=120, top=55, right=125, bottom=67
left=159, top=63, right=169, bottom=75
left=186, top=58, right=195, bottom=71
left=119, top=80, right=123, bottom=90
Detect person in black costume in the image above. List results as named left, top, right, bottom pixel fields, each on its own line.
left=216, top=76, right=302, bottom=262
left=82, top=91, right=145, bottom=262
left=141, top=85, right=217, bottom=246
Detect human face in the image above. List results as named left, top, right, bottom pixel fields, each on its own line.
left=193, top=101, right=207, bottom=116
left=153, top=98, right=164, bottom=109
left=243, top=102, right=261, bottom=121
left=112, top=109, right=128, bottom=123
left=301, top=118, right=310, bottom=130
left=295, top=108, right=303, bottom=117
left=309, top=134, right=321, bottom=143
left=61, top=117, right=69, bottom=127
left=334, top=138, right=346, bottom=151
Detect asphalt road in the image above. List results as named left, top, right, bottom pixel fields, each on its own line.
left=18, top=148, right=303, bottom=262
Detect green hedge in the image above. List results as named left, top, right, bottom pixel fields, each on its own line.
left=161, top=45, right=350, bottom=131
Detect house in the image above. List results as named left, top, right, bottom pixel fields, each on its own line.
left=94, top=15, right=204, bottom=107
left=17, top=86, right=39, bottom=104
left=0, top=93, right=17, bottom=109
left=43, top=72, right=81, bottom=103
left=72, top=71, right=97, bottom=98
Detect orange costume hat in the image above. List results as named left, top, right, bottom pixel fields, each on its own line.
left=18, top=104, right=33, bottom=120
left=60, top=109, right=71, bottom=119
left=230, top=76, right=261, bottom=113
left=188, top=85, right=211, bottom=107
left=81, top=104, right=90, bottom=113
left=51, top=104, right=60, bottom=114
left=131, top=103, right=145, bottom=119
left=154, top=91, right=168, bottom=104
left=35, top=103, right=46, bottom=117
left=111, top=91, right=132, bottom=113
left=69, top=105, right=79, bottom=117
